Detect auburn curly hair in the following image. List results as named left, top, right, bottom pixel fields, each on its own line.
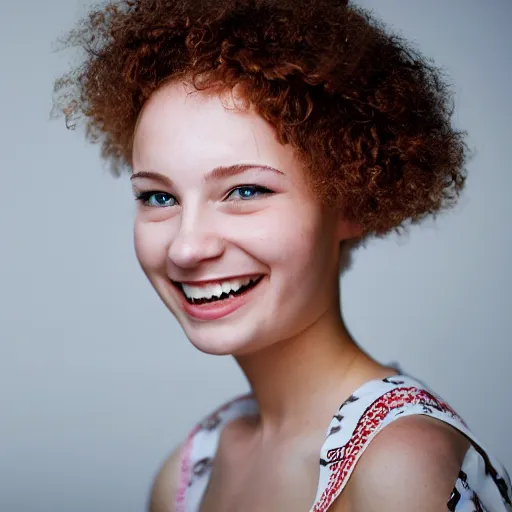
left=53, top=0, right=468, bottom=236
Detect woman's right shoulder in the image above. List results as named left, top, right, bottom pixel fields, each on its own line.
left=148, top=443, right=185, bottom=512
left=148, top=393, right=256, bottom=512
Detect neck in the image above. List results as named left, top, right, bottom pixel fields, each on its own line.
left=234, top=300, right=389, bottom=440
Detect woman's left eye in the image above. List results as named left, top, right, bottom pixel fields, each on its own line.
left=226, top=185, right=272, bottom=201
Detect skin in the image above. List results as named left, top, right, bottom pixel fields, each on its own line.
left=133, top=81, right=470, bottom=511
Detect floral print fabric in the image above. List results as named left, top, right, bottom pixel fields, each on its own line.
left=176, top=375, right=511, bottom=511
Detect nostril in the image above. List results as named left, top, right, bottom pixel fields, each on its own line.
left=167, top=231, right=226, bottom=268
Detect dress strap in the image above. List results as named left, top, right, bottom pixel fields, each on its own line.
left=311, top=376, right=512, bottom=512
left=176, top=393, right=257, bottom=512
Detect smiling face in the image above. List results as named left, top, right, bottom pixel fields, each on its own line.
left=131, top=81, right=353, bottom=356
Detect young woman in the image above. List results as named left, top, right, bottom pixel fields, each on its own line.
left=54, top=0, right=511, bottom=510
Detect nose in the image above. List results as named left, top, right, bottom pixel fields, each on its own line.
left=168, top=210, right=226, bottom=269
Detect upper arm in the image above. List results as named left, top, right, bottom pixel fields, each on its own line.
left=148, top=444, right=184, bottom=512
left=339, top=415, right=471, bottom=512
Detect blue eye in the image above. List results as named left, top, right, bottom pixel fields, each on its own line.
left=227, top=186, right=272, bottom=200
left=135, top=191, right=177, bottom=207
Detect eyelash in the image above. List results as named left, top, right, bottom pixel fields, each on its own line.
left=134, top=185, right=273, bottom=207
left=134, top=190, right=177, bottom=208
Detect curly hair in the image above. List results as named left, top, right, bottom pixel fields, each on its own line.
left=53, top=0, right=468, bottom=236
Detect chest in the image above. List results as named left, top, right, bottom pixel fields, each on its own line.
left=199, top=461, right=301, bottom=511
left=196, top=426, right=350, bottom=512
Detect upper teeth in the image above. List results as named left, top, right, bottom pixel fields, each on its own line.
left=181, top=276, right=259, bottom=300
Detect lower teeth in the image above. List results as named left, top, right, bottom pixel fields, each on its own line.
left=189, top=293, right=234, bottom=305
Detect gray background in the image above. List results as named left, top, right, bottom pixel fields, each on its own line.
left=1, top=0, right=511, bottom=511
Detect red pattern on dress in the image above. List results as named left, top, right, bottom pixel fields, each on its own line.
left=176, top=393, right=254, bottom=512
left=312, top=387, right=465, bottom=512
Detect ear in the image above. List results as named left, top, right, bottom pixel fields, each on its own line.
left=336, top=216, right=363, bottom=241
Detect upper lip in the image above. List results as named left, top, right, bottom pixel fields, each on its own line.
left=172, top=274, right=263, bottom=286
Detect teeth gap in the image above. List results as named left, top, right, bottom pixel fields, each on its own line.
left=183, top=277, right=261, bottom=305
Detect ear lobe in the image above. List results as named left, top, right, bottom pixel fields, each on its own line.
left=337, top=218, right=363, bottom=241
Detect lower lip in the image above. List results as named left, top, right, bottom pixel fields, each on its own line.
left=177, top=280, right=262, bottom=321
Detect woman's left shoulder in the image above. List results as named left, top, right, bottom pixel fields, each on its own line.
left=341, top=415, right=470, bottom=512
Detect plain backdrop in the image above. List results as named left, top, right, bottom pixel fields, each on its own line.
left=1, top=1, right=511, bottom=511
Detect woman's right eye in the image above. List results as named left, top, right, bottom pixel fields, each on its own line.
left=135, top=191, right=177, bottom=207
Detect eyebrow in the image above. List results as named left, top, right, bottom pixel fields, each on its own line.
left=130, top=164, right=283, bottom=185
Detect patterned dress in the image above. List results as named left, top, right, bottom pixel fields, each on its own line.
left=176, top=374, right=512, bottom=511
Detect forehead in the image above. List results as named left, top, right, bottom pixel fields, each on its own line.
left=132, top=81, right=297, bottom=175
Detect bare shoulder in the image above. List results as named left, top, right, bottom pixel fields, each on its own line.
left=338, top=415, right=471, bottom=512
left=148, top=444, right=184, bottom=512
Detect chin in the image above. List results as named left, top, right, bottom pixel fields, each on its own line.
left=182, top=324, right=267, bottom=356
left=152, top=274, right=275, bottom=355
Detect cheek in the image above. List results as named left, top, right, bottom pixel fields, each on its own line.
left=237, top=204, right=335, bottom=272
left=133, top=220, right=169, bottom=272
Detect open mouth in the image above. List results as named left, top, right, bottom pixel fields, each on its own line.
left=174, top=275, right=264, bottom=306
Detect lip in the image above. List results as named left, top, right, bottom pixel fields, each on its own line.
left=174, top=274, right=263, bottom=287
left=171, top=276, right=264, bottom=321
